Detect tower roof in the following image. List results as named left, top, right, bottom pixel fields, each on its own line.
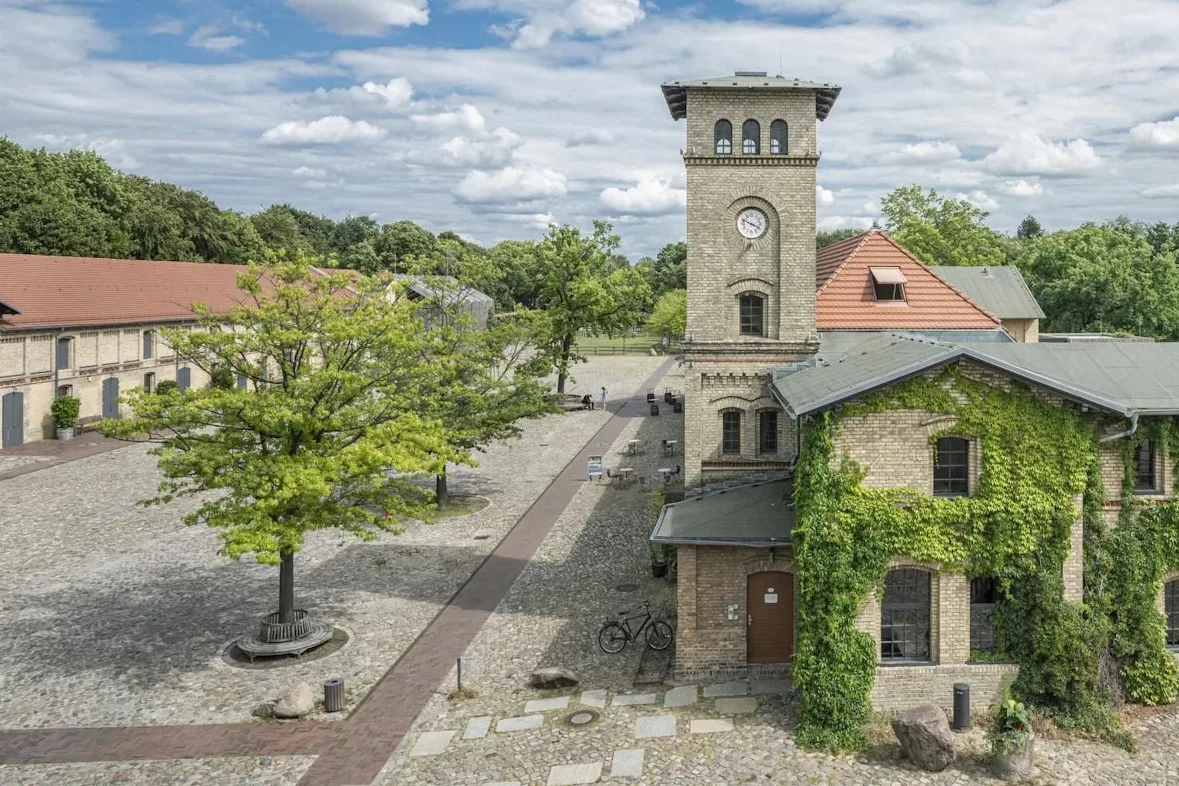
left=661, top=72, right=841, bottom=121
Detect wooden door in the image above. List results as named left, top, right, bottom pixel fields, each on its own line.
left=102, top=378, right=120, bottom=419
left=747, top=571, right=794, bottom=663
left=1, top=391, right=23, bottom=448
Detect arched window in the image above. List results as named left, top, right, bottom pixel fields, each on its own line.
left=721, top=410, right=742, bottom=455
left=934, top=436, right=969, bottom=497
left=881, top=568, right=931, bottom=663
left=714, top=120, right=732, bottom=155
left=742, top=119, right=760, bottom=154
left=739, top=293, right=764, bottom=336
left=1167, top=579, right=1179, bottom=650
left=770, top=120, right=788, bottom=155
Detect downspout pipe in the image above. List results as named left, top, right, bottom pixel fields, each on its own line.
left=1098, top=411, right=1138, bottom=444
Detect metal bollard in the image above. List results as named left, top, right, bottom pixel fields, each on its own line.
left=952, top=683, right=970, bottom=731
left=324, top=677, right=345, bottom=713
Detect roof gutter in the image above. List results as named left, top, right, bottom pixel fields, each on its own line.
left=1098, top=411, right=1139, bottom=444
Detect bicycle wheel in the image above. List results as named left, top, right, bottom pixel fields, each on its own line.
left=598, top=622, right=628, bottom=654
left=645, top=619, right=674, bottom=650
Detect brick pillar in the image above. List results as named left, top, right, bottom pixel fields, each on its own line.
left=1062, top=493, right=1084, bottom=602
left=939, top=573, right=970, bottom=665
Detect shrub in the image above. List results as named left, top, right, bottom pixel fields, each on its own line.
left=210, top=367, right=235, bottom=390
left=156, top=379, right=179, bottom=395
left=988, top=696, right=1033, bottom=754
left=51, top=395, right=81, bottom=429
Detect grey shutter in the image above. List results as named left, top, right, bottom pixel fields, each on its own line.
left=143, top=331, right=153, bottom=359
left=1, top=391, right=24, bottom=447
left=177, top=367, right=191, bottom=393
left=102, top=378, right=120, bottom=419
left=56, top=338, right=70, bottom=370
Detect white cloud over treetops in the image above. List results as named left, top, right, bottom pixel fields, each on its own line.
left=1000, top=179, right=1044, bottom=197
left=815, top=185, right=835, bottom=206
left=600, top=178, right=686, bottom=216
left=262, top=116, right=386, bottom=144
left=454, top=167, right=568, bottom=203
left=1129, top=117, right=1179, bottom=149
left=982, top=133, right=1102, bottom=176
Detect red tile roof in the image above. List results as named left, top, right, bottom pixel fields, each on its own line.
left=815, top=230, right=1001, bottom=330
left=0, top=254, right=272, bottom=331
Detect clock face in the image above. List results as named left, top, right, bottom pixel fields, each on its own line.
left=737, top=208, right=767, bottom=239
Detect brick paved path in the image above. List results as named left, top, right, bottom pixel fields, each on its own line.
left=0, top=431, right=127, bottom=481
left=0, top=357, right=675, bottom=786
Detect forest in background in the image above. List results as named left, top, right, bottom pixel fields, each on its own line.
left=5, top=137, right=1179, bottom=340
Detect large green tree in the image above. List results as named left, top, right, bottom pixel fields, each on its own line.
left=880, top=185, right=1006, bottom=267
left=646, top=288, right=687, bottom=341
left=1020, top=223, right=1179, bottom=339
left=100, top=261, right=453, bottom=629
left=533, top=222, right=651, bottom=393
left=635, top=241, right=687, bottom=301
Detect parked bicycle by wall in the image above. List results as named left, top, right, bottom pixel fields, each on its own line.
left=598, top=600, right=674, bottom=653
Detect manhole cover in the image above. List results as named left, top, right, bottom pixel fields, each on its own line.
left=615, top=583, right=639, bottom=593
left=565, top=710, right=599, bottom=727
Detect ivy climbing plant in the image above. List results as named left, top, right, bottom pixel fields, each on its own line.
left=792, top=366, right=1119, bottom=751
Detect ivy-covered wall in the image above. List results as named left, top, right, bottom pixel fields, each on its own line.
left=791, top=363, right=1178, bottom=752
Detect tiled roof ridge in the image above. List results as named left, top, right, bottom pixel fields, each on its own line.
left=814, top=229, right=875, bottom=294
left=871, top=233, right=1001, bottom=326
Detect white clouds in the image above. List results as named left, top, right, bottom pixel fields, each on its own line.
left=361, top=77, right=414, bottom=110
left=148, top=18, right=185, bottom=36
left=263, top=116, right=386, bottom=145
left=816, top=185, right=835, bottom=206
left=1129, top=117, right=1179, bottom=150
left=982, top=133, right=1102, bottom=176
left=600, top=178, right=686, bottom=216
left=865, top=41, right=971, bottom=79
left=285, top=0, right=428, bottom=35
left=484, top=0, right=644, bottom=49
left=454, top=167, right=567, bottom=203
left=1142, top=184, right=1179, bottom=198
left=187, top=25, right=245, bottom=52
left=411, top=104, right=487, bottom=133
left=882, top=141, right=962, bottom=164
left=433, top=127, right=524, bottom=167
left=1000, top=179, right=1044, bottom=197
left=956, top=189, right=999, bottom=211
left=817, top=216, right=875, bottom=232
left=293, top=166, right=328, bottom=178
left=566, top=128, right=615, bottom=147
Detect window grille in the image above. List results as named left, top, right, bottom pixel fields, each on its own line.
left=739, top=294, right=764, bottom=336
left=722, top=411, right=741, bottom=455
left=881, top=568, right=931, bottom=662
left=970, top=577, right=999, bottom=653
left=934, top=437, right=969, bottom=497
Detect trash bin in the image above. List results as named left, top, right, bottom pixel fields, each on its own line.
left=324, top=677, right=346, bottom=713
left=650, top=403, right=659, bottom=416
left=952, top=683, right=970, bottom=731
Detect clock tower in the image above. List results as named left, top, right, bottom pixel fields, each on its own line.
left=661, top=72, right=840, bottom=487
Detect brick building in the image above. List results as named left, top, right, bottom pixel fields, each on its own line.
left=654, top=72, right=1179, bottom=712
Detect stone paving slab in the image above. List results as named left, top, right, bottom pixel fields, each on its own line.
left=634, top=715, right=676, bottom=739
left=483, top=782, right=521, bottom=786
left=611, top=693, right=657, bottom=707
left=715, top=697, right=758, bottom=715
left=578, top=690, right=607, bottom=708
left=546, top=762, right=602, bottom=785
left=750, top=679, right=791, bottom=695
left=702, top=682, right=749, bottom=698
left=496, top=715, right=544, bottom=733
left=463, top=716, right=492, bottom=740
left=524, top=696, right=569, bottom=713
left=409, top=731, right=455, bottom=757
left=609, top=748, right=644, bottom=779
left=663, top=686, right=698, bottom=708
left=690, top=718, right=735, bottom=734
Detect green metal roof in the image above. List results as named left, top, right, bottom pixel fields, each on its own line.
left=650, top=477, right=794, bottom=548
left=770, top=332, right=1145, bottom=418
left=661, top=72, right=842, bottom=121
left=929, top=266, right=1045, bottom=320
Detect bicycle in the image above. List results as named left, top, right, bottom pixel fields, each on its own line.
left=597, top=600, right=674, bottom=653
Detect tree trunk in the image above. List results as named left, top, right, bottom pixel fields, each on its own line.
left=436, top=466, right=449, bottom=508
left=556, top=332, right=573, bottom=394
left=278, top=551, right=296, bottom=624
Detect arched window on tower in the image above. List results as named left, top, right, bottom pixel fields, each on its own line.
left=742, top=119, right=760, bottom=154
left=770, top=120, right=788, bottom=155
left=739, top=293, right=765, bottom=336
left=714, top=120, right=732, bottom=155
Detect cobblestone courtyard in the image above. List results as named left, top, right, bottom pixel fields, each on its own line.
left=3, top=354, right=1179, bottom=785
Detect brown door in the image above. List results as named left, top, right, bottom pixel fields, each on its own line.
left=747, top=571, right=794, bottom=663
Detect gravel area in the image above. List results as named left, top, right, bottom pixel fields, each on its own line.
left=0, top=355, right=665, bottom=730
left=0, top=756, right=313, bottom=786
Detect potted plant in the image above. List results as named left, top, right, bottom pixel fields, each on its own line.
left=51, top=395, right=81, bottom=441
left=649, top=542, right=668, bottom=578
left=988, top=696, right=1035, bottom=781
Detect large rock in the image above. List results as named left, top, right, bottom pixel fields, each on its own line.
left=891, top=704, right=956, bottom=772
left=528, top=667, right=581, bottom=689
left=273, top=680, right=316, bottom=718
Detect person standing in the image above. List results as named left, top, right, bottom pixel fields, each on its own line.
left=600, top=387, right=608, bottom=409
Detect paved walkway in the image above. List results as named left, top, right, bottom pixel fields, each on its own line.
left=0, top=431, right=127, bottom=481
left=0, top=358, right=675, bottom=786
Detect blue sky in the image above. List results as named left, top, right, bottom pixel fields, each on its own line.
left=5, top=0, right=1179, bottom=258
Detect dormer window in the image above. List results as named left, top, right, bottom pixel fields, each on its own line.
left=870, top=267, right=907, bottom=302
left=770, top=120, right=788, bottom=155
left=742, top=119, right=760, bottom=154
left=739, top=293, right=764, bottom=336
left=715, top=120, right=732, bottom=155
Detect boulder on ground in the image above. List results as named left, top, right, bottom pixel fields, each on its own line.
left=250, top=702, right=275, bottom=719
left=891, top=704, right=956, bottom=772
left=528, top=667, right=581, bottom=689
left=273, top=680, right=316, bottom=718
